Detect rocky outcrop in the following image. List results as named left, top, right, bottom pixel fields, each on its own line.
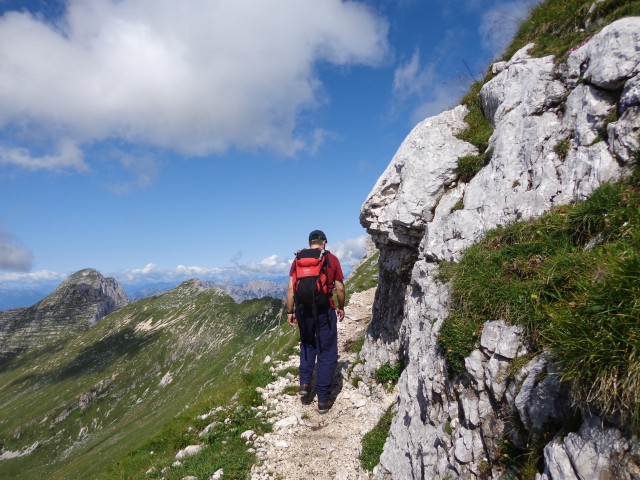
left=360, top=17, right=640, bottom=479
left=0, top=268, right=128, bottom=361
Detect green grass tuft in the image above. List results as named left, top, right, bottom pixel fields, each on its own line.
left=359, top=406, right=395, bottom=471
left=438, top=169, right=640, bottom=429
left=281, top=385, right=299, bottom=396
left=503, top=0, right=640, bottom=61
left=553, top=138, right=571, bottom=160
left=456, top=154, right=488, bottom=183
left=374, top=362, right=404, bottom=386
left=345, top=333, right=366, bottom=354
left=456, top=80, right=494, bottom=154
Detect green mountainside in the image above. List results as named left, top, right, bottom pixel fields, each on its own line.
left=0, top=279, right=295, bottom=479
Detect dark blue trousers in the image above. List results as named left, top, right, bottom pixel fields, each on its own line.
left=298, top=308, right=338, bottom=403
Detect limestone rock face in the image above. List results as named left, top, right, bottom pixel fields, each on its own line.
left=360, top=17, right=640, bottom=479
left=0, top=268, right=128, bottom=361
left=361, top=105, right=477, bottom=248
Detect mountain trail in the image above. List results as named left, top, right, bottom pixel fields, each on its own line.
left=250, top=287, right=396, bottom=480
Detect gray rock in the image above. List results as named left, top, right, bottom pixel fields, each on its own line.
left=209, top=469, right=224, bottom=480
left=485, top=354, right=510, bottom=402
left=563, top=84, right=617, bottom=146
left=543, top=417, right=634, bottom=480
left=566, top=17, right=640, bottom=90
left=481, top=47, right=565, bottom=127
left=609, top=74, right=640, bottom=164
left=175, top=444, right=203, bottom=461
left=464, top=349, right=486, bottom=385
left=361, top=105, right=476, bottom=247
left=515, top=355, right=548, bottom=428
left=544, top=439, right=579, bottom=480
left=480, top=320, right=525, bottom=359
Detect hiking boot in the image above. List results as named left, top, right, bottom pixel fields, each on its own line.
left=317, top=400, right=333, bottom=414
left=298, top=384, right=310, bottom=397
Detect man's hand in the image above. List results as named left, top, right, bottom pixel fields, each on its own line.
left=334, top=280, right=345, bottom=322
left=286, top=277, right=296, bottom=327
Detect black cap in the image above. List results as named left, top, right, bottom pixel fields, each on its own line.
left=309, top=230, right=327, bottom=242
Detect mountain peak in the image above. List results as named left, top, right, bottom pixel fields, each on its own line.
left=0, top=268, right=128, bottom=362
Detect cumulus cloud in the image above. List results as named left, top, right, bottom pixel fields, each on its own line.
left=0, top=270, right=67, bottom=290
left=0, top=229, right=34, bottom=271
left=246, top=254, right=291, bottom=273
left=120, top=262, right=224, bottom=283
left=0, top=269, right=65, bottom=284
left=0, top=0, right=388, bottom=169
left=330, top=235, right=366, bottom=268
left=0, top=139, right=88, bottom=172
left=116, top=235, right=365, bottom=286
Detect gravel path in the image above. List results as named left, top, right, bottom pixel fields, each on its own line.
left=250, top=287, right=396, bottom=480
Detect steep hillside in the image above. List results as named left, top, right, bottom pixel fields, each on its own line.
left=360, top=1, right=640, bottom=478
left=0, top=268, right=128, bottom=363
left=0, top=279, right=294, bottom=480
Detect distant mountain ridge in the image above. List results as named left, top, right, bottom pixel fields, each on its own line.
left=125, top=278, right=288, bottom=302
left=212, top=278, right=287, bottom=302
left=0, top=268, right=128, bottom=363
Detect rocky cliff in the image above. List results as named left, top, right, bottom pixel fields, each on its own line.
left=360, top=16, right=640, bottom=479
left=0, top=268, right=128, bottom=362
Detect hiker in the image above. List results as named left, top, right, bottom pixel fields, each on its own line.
left=286, top=229, right=345, bottom=413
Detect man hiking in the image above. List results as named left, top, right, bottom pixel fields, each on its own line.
left=286, top=229, right=345, bottom=413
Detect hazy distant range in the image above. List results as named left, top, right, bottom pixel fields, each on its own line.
left=0, top=277, right=289, bottom=311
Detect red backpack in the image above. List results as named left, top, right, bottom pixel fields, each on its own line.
left=292, top=248, right=331, bottom=311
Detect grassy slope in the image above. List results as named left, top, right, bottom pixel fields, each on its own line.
left=345, top=251, right=380, bottom=304
left=0, top=281, right=295, bottom=480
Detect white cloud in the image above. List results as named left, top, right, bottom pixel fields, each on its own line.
left=0, top=0, right=388, bottom=169
left=0, top=228, right=34, bottom=271
left=246, top=254, right=291, bottom=273
left=120, top=262, right=224, bottom=283
left=392, top=49, right=435, bottom=103
left=0, top=139, right=88, bottom=172
left=390, top=49, right=463, bottom=123
left=105, top=152, right=159, bottom=194
left=0, top=269, right=65, bottom=283
left=330, top=235, right=366, bottom=267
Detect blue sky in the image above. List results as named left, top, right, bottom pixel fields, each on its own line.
left=0, top=0, right=539, bottom=297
